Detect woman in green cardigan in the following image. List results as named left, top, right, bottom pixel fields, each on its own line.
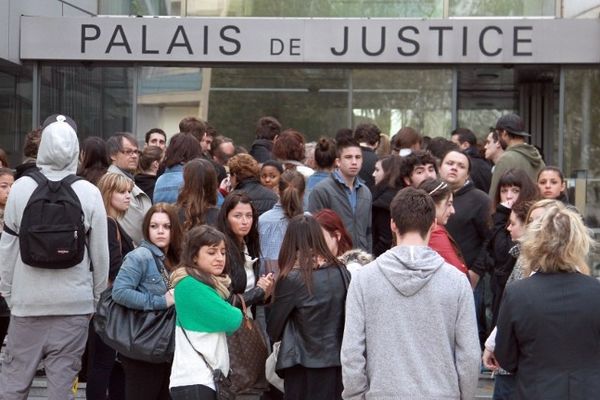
left=169, top=225, right=243, bottom=400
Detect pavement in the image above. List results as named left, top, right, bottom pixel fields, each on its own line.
left=2, top=342, right=495, bottom=399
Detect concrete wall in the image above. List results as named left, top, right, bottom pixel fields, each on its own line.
left=0, top=0, right=97, bottom=64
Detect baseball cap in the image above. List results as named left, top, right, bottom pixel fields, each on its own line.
left=495, top=114, right=530, bottom=137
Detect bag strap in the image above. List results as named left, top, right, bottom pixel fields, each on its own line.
left=234, top=294, right=252, bottom=329
left=177, top=318, right=215, bottom=374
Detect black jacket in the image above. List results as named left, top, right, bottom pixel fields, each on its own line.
left=236, top=178, right=277, bottom=216
left=446, top=181, right=491, bottom=272
left=476, top=204, right=516, bottom=325
left=496, top=272, right=600, bottom=399
left=225, top=236, right=265, bottom=311
left=267, top=264, right=350, bottom=374
left=134, top=173, right=157, bottom=203
left=465, top=147, right=492, bottom=194
left=107, top=217, right=135, bottom=282
left=358, top=146, right=377, bottom=191
left=371, top=185, right=398, bottom=257
left=249, top=139, right=274, bottom=164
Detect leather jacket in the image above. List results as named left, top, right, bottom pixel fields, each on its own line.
left=267, top=264, right=350, bottom=373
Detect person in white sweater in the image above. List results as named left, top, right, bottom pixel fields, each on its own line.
left=0, top=114, right=109, bottom=400
left=341, top=187, right=480, bottom=400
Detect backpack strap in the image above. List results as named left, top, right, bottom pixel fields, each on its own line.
left=2, top=171, right=46, bottom=237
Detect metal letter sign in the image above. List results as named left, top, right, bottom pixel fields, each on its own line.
left=19, top=16, right=600, bottom=64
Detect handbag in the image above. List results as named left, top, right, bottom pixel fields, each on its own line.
left=265, top=341, right=284, bottom=392
left=93, top=286, right=175, bottom=363
left=179, top=320, right=236, bottom=400
left=227, top=294, right=269, bottom=393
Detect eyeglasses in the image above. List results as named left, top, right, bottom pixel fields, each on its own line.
left=120, top=149, right=140, bottom=157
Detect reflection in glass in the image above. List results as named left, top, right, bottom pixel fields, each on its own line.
left=39, top=65, right=133, bottom=139
left=449, top=0, right=555, bottom=16
left=137, top=67, right=204, bottom=140
left=0, top=67, right=33, bottom=166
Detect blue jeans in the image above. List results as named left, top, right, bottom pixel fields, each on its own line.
left=493, top=374, right=516, bottom=400
left=170, top=384, right=216, bottom=400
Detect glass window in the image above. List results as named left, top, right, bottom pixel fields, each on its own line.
left=208, top=68, right=349, bottom=145
left=564, top=68, right=600, bottom=274
left=449, top=0, right=555, bottom=16
left=40, top=65, right=133, bottom=140
left=352, top=69, right=452, bottom=137
left=0, top=66, right=33, bottom=166
left=137, top=66, right=204, bottom=141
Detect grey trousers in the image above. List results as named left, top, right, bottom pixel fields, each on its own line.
left=0, top=314, right=89, bottom=400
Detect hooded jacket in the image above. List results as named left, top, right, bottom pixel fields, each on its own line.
left=341, top=246, right=480, bottom=400
left=0, top=119, right=109, bottom=316
left=489, top=143, right=545, bottom=200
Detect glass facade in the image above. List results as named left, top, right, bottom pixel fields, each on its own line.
left=0, top=67, right=33, bottom=166
left=39, top=65, right=133, bottom=139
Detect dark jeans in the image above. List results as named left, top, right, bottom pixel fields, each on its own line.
left=85, top=324, right=125, bottom=400
left=170, top=384, right=216, bottom=400
left=473, top=278, right=487, bottom=348
left=120, top=354, right=171, bottom=400
left=283, top=365, right=342, bottom=400
left=493, top=375, right=516, bottom=400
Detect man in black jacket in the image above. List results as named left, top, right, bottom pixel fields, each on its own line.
left=440, top=149, right=492, bottom=347
left=353, top=123, right=380, bottom=191
left=451, top=128, right=492, bottom=193
left=250, top=116, right=281, bottom=164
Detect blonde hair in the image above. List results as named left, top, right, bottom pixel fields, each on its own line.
left=521, top=205, right=593, bottom=276
left=97, top=173, right=134, bottom=219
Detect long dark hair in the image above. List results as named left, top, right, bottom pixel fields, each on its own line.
left=77, top=136, right=110, bottom=185
left=142, top=202, right=183, bottom=269
left=277, top=214, right=342, bottom=294
left=176, top=158, right=218, bottom=230
left=173, top=225, right=227, bottom=289
left=216, top=190, right=260, bottom=263
left=162, top=132, right=202, bottom=169
left=374, top=155, right=403, bottom=192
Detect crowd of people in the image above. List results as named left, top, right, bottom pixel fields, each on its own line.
left=0, top=111, right=598, bottom=400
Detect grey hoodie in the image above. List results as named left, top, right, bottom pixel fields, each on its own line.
left=0, top=119, right=109, bottom=316
left=341, top=246, right=480, bottom=400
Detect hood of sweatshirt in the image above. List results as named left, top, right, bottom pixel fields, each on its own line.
left=376, top=245, right=446, bottom=296
left=507, top=143, right=543, bottom=171
left=36, top=117, right=79, bottom=181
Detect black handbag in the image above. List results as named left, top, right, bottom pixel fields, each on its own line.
left=93, top=286, right=175, bottom=363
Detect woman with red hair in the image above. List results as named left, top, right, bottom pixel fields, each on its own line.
left=313, top=209, right=372, bottom=274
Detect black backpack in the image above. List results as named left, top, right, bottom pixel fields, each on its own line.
left=5, top=170, right=87, bottom=269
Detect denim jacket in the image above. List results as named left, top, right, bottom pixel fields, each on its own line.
left=112, top=240, right=169, bottom=311
left=153, top=164, right=184, bottom=204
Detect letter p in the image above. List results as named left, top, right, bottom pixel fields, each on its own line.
left=81, top=24, right=100, bottom=53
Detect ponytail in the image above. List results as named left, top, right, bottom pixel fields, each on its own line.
left=278, top=170, right=306, bottom=219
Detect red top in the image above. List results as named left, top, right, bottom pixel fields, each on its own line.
left=429, top=225, right=469, bottom=275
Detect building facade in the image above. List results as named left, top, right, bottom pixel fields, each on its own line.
left=2, top=0, right=600, bottom=269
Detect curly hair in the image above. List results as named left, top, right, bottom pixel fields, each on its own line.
left=228, top=153, right=260, bottom=182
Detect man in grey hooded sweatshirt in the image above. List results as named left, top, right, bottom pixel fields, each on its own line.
left=341, top=187, right=480, bottom=400
left=0, top=114, right=109, bottom=400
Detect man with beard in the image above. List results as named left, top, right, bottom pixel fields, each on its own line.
left=489, top=114, right=544, bottom=199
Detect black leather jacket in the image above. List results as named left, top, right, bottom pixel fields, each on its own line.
left=267, top=264, right=350, bottom=373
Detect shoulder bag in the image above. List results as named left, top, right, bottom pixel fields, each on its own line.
left=93, top=252, right=175, bottom=363
left=227, top=294, right=269, bottom=394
